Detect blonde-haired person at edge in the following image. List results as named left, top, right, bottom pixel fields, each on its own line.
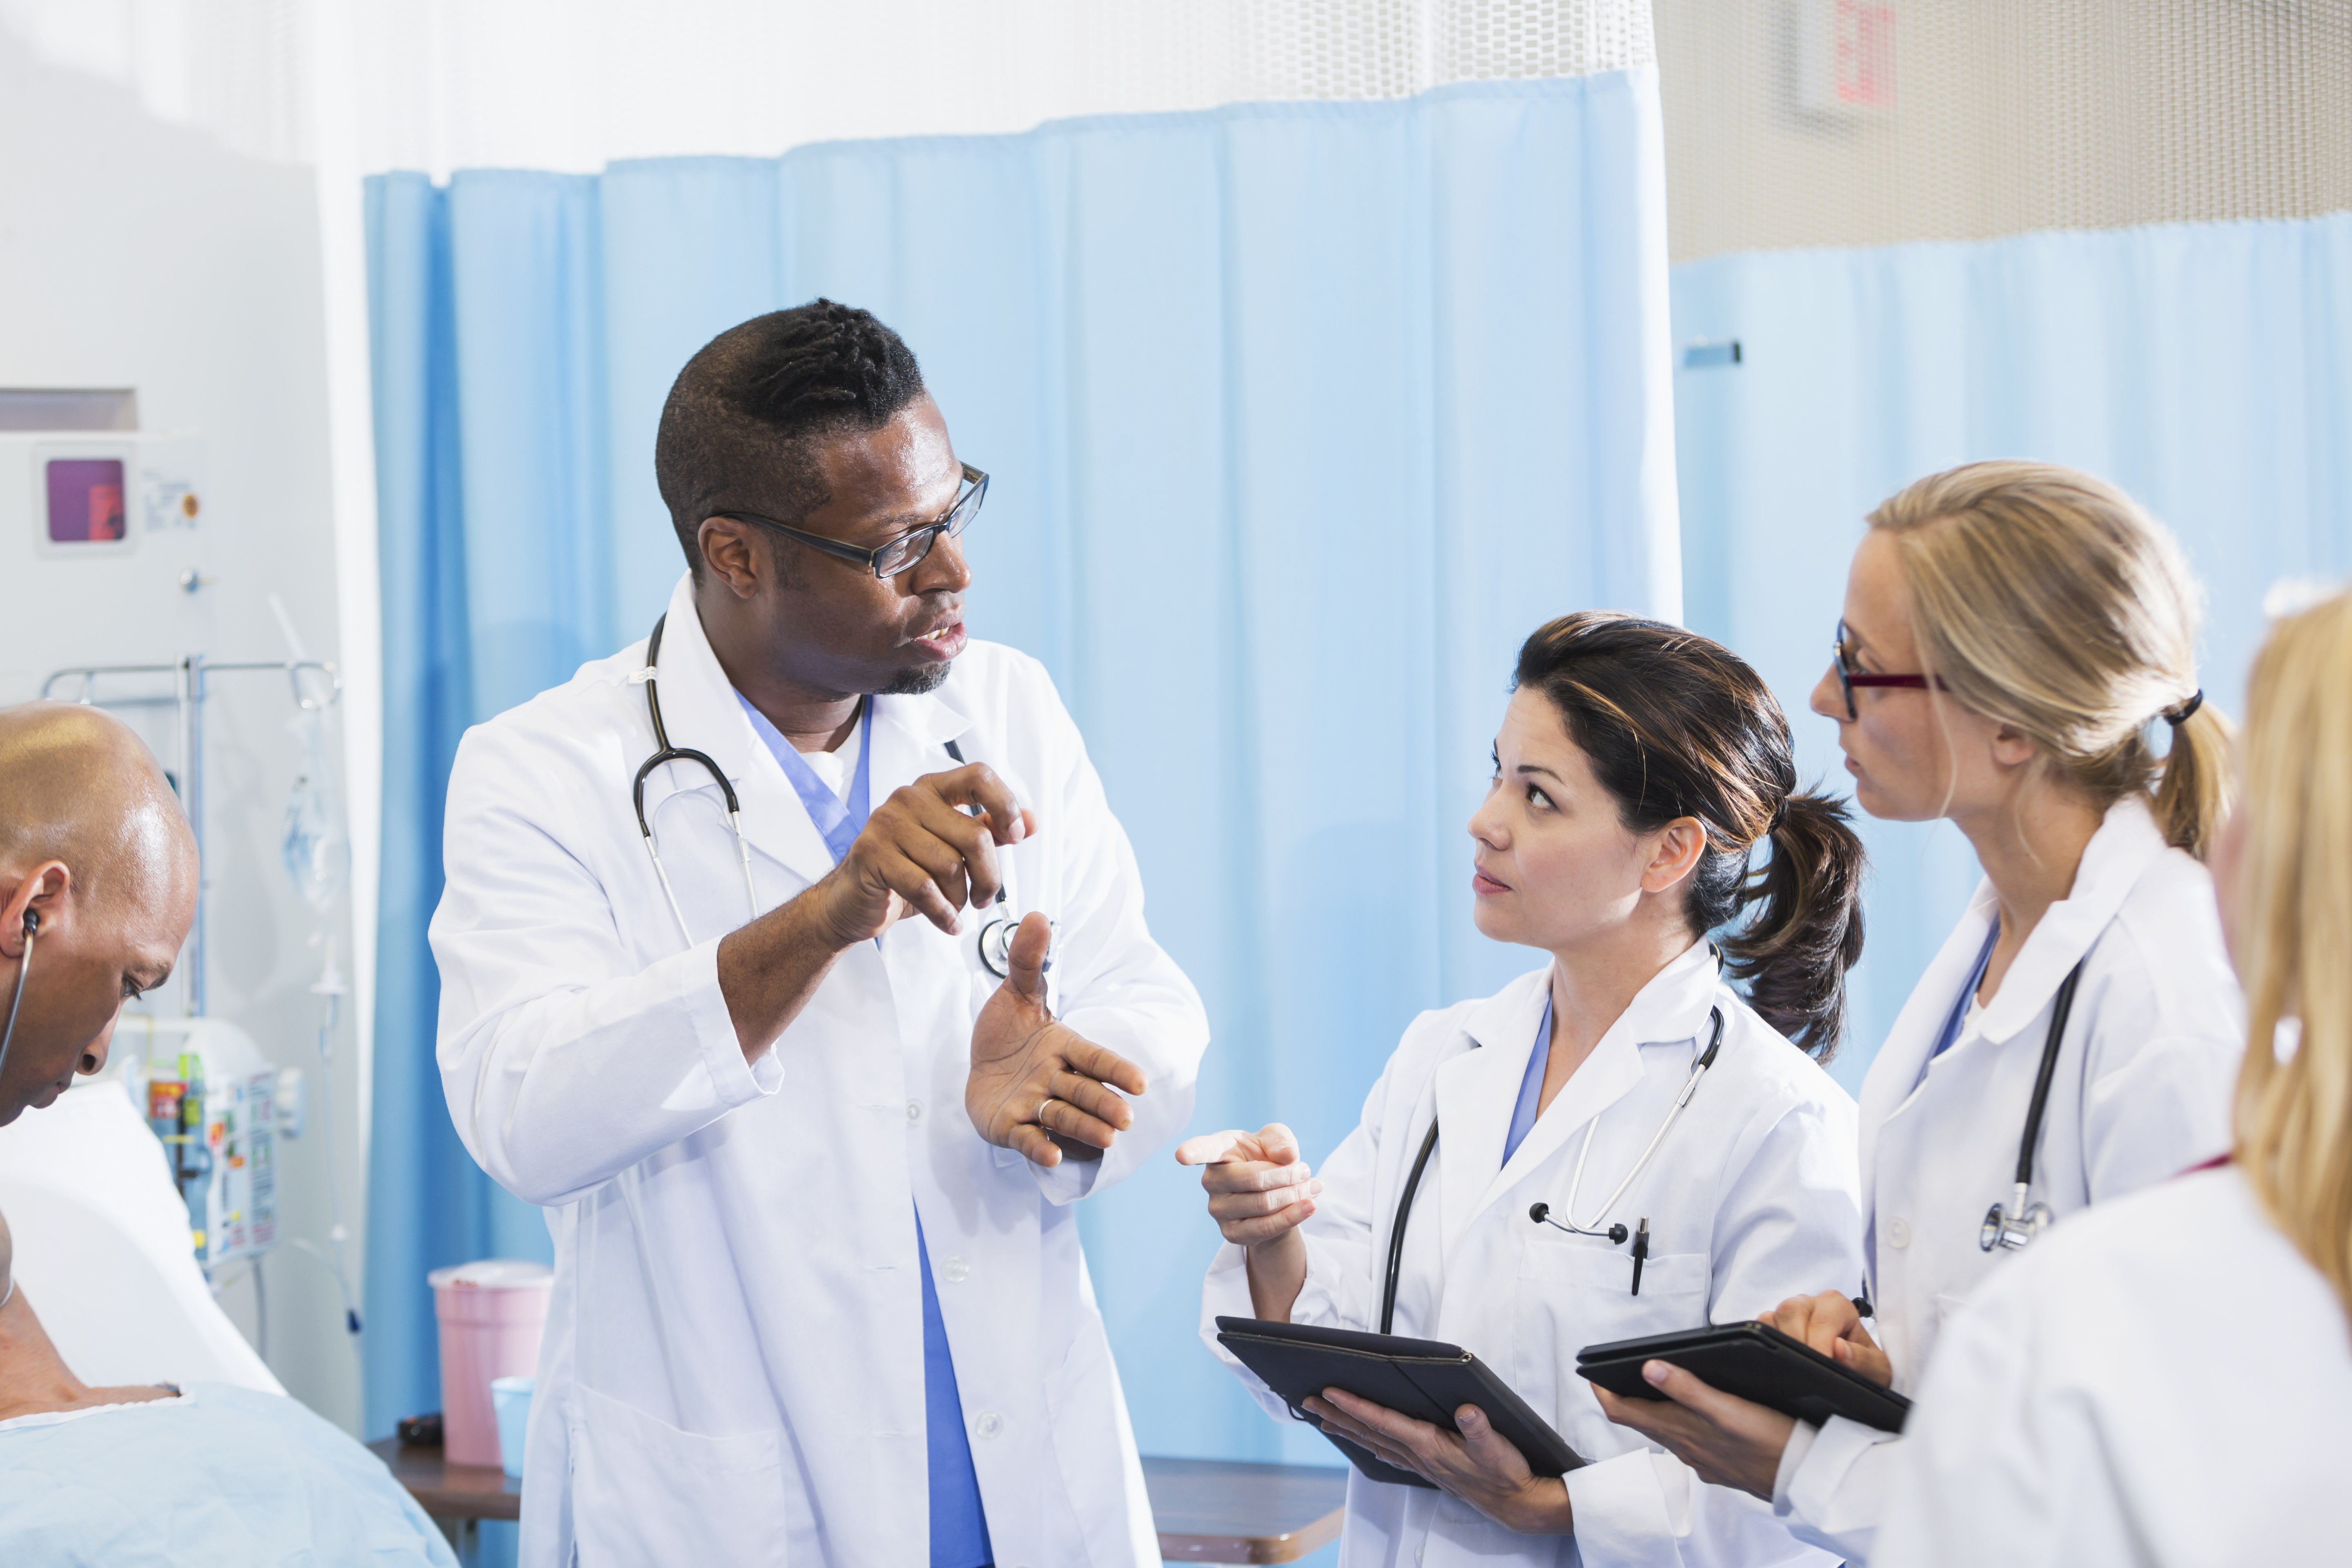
left=1872, top=587, right=2352, bottom=1564
left=1599, top=461, right=2246, bottom=1564
left=1183, top=613, right=1869, bottom=1567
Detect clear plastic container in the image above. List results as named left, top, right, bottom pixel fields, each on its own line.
left=491, top=1375, right=535, bottom=1479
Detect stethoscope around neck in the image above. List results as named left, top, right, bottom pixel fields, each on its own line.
left=1976, top=959, right=2087, bottom=1252
left=1377, top=1001, right=1726, bottom=1334
left=631, top=614, right=764, bottom=947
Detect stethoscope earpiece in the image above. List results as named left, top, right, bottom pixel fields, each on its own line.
left=0, top=903, right=40, bottom=1086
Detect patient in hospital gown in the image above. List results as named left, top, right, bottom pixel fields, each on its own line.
left=0, top=1212, right=455, bottom=1566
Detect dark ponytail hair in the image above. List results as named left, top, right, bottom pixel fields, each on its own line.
left=1513, top=612, right=1868, bottom=1059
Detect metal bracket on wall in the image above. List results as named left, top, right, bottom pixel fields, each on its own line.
left=1680, top=339, right=1744, bottom=369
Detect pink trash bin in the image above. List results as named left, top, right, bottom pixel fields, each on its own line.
left=430, top=1259, right=553, bottom=1468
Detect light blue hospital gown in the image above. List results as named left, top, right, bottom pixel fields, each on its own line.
left=0, top=1382, right=457, bottom=1565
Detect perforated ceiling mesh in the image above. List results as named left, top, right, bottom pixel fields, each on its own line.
left=1655, top=0, right=2352, bottom=261
left=13, top=0, right=2341, bottom=249
left=0, top=1, right=1655, bottom=174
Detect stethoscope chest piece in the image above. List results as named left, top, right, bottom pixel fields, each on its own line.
left=977, top=911, right=1018, bottom=976
left=1979, top=1192, right=2054, bottom=1252
left=975, top=903, right=1054, bottom=982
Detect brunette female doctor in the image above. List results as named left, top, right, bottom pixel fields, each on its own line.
left=1182, top=612, right=1870, bottom=1568
left=1601, top=461, right=2246, bottom=1564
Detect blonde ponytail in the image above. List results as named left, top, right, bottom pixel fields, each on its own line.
left=2234, top=590, right=2352, bottom=1321
left=1868, top=460, right=2230, bottom=858
left=2153, top=701, right=2234, bottom=862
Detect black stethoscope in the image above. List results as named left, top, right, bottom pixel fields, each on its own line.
left=0, top=908, right=38, bottom=1094
left=632, top=614, right=760, bottom=947
left=1378, top=1003, right=1726, bottom=1332
left=1977, top=959, right=2087, bottom=1252
left=631, top=614, right=1030, bottom=980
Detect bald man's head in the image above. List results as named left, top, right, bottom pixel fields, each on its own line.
left=0, top=703, right=198, bottom=1125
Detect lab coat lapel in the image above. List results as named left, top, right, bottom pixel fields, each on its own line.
left=1433, top=971, right=1551, bottom=1263
left=1858, top=888, right=1997, bottom=1190
left=1972, top=795, right=2170, bottom=1047
left=867, top=682, right=976, bottom=801
left=637, top=575, right=836, bottom=895
left=1494, top=943, right=1721, bottom=1200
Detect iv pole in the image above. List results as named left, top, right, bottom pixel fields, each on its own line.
left=42, top=655, right=341, bottom=1016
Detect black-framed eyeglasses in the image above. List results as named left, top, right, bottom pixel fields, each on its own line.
left=1833, top=619, right=1943, bottom=720
left=722, top=463, right=988, bottom=580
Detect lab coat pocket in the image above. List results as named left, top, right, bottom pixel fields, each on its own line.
left=572, top=1383, right=787, bottom=1568
left=1517, top=1238, right=1710, bottom=1449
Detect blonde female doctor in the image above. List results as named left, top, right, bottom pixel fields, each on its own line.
left=1872, top=588, right=2352, bottom=1564
left=1182, top=613, right=1869, bottom=1568
left=1603, top=461, right=2246, bottom=1564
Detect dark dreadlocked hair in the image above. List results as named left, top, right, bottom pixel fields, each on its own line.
left=654, top=300, right=927, bottom=576
left=1514, top=612, right=1869, bottom=1059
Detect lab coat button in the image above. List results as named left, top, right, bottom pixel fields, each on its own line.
left=1888, top=1216, right=1911, bottom=1249
left=975, top=1411, right=1004, bottom=1439
left=942, top=1254, right=970, bottom=1283
left=906, top=1099, right=924, bottom=1124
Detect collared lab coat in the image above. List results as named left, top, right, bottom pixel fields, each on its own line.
left=1874, top=1165, right=2352, bottom=1566
left=1773, top=795, right=2243, bottom=1564
left=431, top=573, right=1208, bottom=1568
left=1200, top=940, right=1863, bottom=1568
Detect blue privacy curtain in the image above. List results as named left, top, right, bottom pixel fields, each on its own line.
left=1671, top=214, right=2352, bottom=1091
left=365, top=71, right=1680, bottom=1462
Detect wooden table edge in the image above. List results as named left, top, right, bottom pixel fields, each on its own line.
left=366, top=1439, right=1345, bottom=1559
left=367, top=1438, right=523, bottom=1523
left=1158, top=1515, right=1344, bottom=1564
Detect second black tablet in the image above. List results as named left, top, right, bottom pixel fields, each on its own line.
left=1575, top=1321, right=1911, bottom=1434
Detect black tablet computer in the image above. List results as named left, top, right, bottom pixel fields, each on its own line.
left=1575, top=1321, right=1911, bottom=1434
left=1215, top=1316, right=1586, bottom=1488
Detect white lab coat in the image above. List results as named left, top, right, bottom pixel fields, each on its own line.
left=1874, top=1164, right=2352, bottom=1566
left=1200, top=939, right=1864, bottom=1568
left=431, top=573, right=1208, bottom=1568
left=1772, top=795, right=2243, bottom=1563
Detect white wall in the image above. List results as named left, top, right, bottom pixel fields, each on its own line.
left=0, top=23, right=365, bottom=1434
left=1654, top=0, right=2352, bottom=261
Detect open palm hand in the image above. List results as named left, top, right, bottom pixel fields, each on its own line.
left=967, top=912, right=1147, bottom=1167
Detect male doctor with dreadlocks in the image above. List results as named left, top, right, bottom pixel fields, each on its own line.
left=431, top=302, right=1208, bottom=1568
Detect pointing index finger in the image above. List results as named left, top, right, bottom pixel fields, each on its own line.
left=1174, top=1129, right=1258, bottom=1165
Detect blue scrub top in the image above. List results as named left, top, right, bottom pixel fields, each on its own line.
left=738, top=694, right=993, bottom=1566
left=1502, top=993, right=1555, bottom=1166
